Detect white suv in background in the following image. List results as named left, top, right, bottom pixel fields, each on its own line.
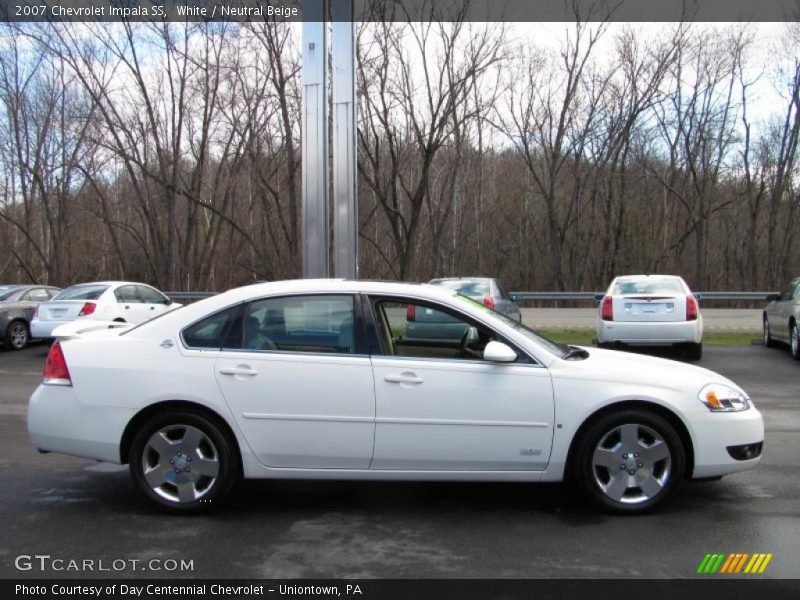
left=30, top=281, right=180, bottom=339
left=596, top=275, right=703, bottom=360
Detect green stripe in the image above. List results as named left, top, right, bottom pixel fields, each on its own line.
left=710, top=554, right=727, bottom=573
left=697, top=554, right=713, bottom=573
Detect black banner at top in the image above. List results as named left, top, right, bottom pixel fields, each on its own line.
left=0, top=0, right=798, bottom=23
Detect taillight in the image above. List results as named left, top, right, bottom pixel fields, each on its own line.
left=601, top=296, right=614, bottom=321
left=406, top=304, right=416, bottom=321
left=686, top=296, right=698, bottom=321
left=78, top=302, right=96, bottom=316
left=43, top=341, right=71, bottom=386
left=483, top=297, right=495, bottom=310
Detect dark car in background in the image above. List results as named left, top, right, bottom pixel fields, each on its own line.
left=404, top=277, right=522, bottom=342
left=763, top=277, right=800, bottom=359
left=429, top=278, right=522, bottom=322
left=0, top=285, right=61, bottom=350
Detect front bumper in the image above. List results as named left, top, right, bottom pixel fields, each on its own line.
left=690, top=405, right=764, bottom=478
left=28, top=384, right=133, bottom=463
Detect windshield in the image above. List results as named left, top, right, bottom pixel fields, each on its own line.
left=0, top=287, right=22, bottom=301
left=454, top=294, right=569, bottom=358
left=53, top=284, right=109, bottom=301
left=612, top=278, right=684, bottom=296
left=430, top=279, right=490, bottom=298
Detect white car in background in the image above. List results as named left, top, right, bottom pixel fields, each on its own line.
left=596, top=275, right=703, bottom=360
left=30, top=281, right=180, bottom=339
left=28, top=279, right=762, bottom=515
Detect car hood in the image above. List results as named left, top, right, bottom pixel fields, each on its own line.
left=552, top=346, right=746, bottom=397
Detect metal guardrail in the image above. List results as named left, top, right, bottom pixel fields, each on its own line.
left=167, top=289, right=779, bottom=303
left=511, top=291, right=778, bottom=302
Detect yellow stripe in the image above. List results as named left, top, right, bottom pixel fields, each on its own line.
left=750, top=554, right=767, bottom=573
left=734, top=553, right=749, bottom=573
left=744, top=554, right=760, bottom=573
left=720, top=554, right=736, bottom=573
left=758, top=554, right=773, bottom=574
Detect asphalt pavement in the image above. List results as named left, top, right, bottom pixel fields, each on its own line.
left=0, top=342, right=797, bottom=579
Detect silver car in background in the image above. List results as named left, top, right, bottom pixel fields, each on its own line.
left=0, top=285, right=61, bottom=350
left=763, top=277, right=800, bottom=359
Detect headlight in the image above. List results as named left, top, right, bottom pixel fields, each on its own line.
left=698, top=383, right=750, bottom=412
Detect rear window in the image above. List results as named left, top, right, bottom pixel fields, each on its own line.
left=52, top=284, right=109, bottom=301
left=430, top=280, right=490, bottom=298
left=612, top=279, right=684, bottom=296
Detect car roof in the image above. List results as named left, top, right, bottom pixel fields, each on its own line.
left=430, top=277, right=492, bottom=282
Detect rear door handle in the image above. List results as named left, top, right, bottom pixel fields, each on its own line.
left=384, top=372, right=423, bottom=384
left=219, top=366, right=258, bottom=377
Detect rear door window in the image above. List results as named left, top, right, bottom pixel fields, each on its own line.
left=234, top=295, right=356, bottom=354
left=114, top=286, right=142, bottom=304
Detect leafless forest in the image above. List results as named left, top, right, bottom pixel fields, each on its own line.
left=1, top=18, right=799, bottom=292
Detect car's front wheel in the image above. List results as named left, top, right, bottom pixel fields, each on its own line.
left=4, top=320, right=29, bottom=351
left=791, top=321, right=800, bottom=360
left=129, top=410, right=240, bottom=513
left=574, top=409, right=685, bottom=514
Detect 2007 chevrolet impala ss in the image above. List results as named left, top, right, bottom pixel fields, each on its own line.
left=28, top=280, right=764, bottom=513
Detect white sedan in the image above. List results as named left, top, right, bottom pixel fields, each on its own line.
left=596, top=274, right=704, bottom=360
left=28, top=279, right=762, bottom=514
left=30, top=281, right=181, bottom=339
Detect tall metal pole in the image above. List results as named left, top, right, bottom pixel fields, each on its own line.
left=332, top=1, right=358, bottom=279
left=301, top=0, right=329, bottom=278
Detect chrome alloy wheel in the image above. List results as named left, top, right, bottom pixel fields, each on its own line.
left=141, top=425, right=220, bottom=504
left=792, top=323, right=799, bottom=358
left=591, top=423, right=672, bottom=505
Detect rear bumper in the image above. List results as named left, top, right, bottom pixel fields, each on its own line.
left=597, top=319, right=702, bottom=345
left=27, top=384, right=132, bottom=463
left=30, top=319, right=67, bottom=339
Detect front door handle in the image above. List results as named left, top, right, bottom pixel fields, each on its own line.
left=219, top=366, right=258, bottom=377
left=384, top=372, right=423, bottom=384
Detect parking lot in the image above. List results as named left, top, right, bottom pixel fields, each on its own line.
left=0, top=341, right=798, bottom=579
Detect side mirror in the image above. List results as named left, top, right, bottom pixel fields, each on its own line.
left=483, top=341, right=517, bottom=363
left=766, top=293, right=781, bottom=302
left=693, top=292, right=702, bottom=301
left=510, top=294, right=521, bottom=303
left=593, top=293, right=605, bottom=303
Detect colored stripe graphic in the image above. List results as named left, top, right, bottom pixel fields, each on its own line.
left=697, top=552, right=772, bottom=574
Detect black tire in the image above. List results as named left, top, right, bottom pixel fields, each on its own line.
left=129, top=410, right=240, bottom=513
left=685, top=342, right=703, bottom=361
left=763, top=315, right=775, bottom=347
left=573, top=408, right=685, bottom=514
left=791, top=321, right=800, bottom=361
left=4, top=320, right=29, bottom=351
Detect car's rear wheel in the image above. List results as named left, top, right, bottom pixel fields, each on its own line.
left=763, top=316, right=775, bottom=347
left=791, top=321, right=800, bottom=360
left=129, top=411, right=239, bottom=513
left=4, top=320, right=29, bottom=351
left=574, top=409, right=685, bottom=514
left=685, top=342, right=702, bottom=361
